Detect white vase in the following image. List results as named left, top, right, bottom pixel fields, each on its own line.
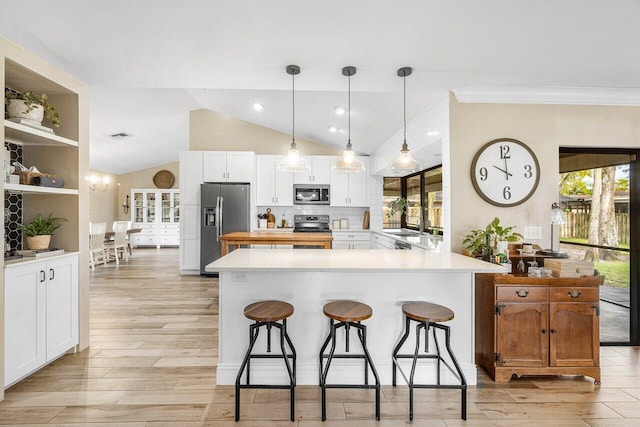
left=497, top=240, right=509, bottom=255
left=7, top=99, right=44, bottom=126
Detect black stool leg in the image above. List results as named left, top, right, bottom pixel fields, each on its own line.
left=235, top=322, right=259, bottom=422
left=432, top=323, right=442, bottom=385
left=408, top=322, right=424, bottom=421
left=440, top=323, right=467, bottom=420
left=279, top=319, right=296, bottom=422
left=354, top=323, right=380, bottom=421
left=392, top=314, right=411, bottom=387
left=321, top=321, right=338, bottom=422
left=357, top=322, right=369, bottom=385
left=318, top=319, right=333, bottom=386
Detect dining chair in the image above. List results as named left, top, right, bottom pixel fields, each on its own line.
left=106, top=221, right=129, bottom=264
left=89, top=222, right=107, bottom=271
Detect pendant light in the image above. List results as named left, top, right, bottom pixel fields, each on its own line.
left=333, top=66, right=365, bottom=173
left=388, top=66, right=422, bottom=174
left=277, top=64, right=310, bottom=172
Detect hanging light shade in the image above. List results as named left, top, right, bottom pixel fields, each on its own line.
left=388, top=66, right=422, bottom=175
left=277, top=65, right=310, bottom=173
left=333, top=66, right=365, bottom=173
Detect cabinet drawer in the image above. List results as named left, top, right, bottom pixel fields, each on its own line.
left=333, top=231, right=370, bottom=241
left=550, top=287, right=598, bottom=302
left=496, top=286, right=548, bottom=302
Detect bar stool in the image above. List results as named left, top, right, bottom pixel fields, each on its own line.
left=319, top=300, right=380, bottom=421
left=392, top=302, right=467, bottom=420
left=235, top=300, right=296, bottom=422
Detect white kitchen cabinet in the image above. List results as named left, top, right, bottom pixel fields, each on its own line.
left=203, top=151, right=254, bottom=183
left=4, top=254, right=78, bottom=387
left=332, top=231, right=371, bottom=250
left=179, top=205, right=200, bottom=272
left=256, top=155, right=293, bottom=206
left=329, top=156, right=369, bottom=207
left=372, top=233, right=396, bottom=249
left=179, top=151, right=203, bottom=206
left=294, top=156, right=331, bottom=184
left=131, top=189, right=180, bottom=248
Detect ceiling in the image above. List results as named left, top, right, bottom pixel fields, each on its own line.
left=2, top=1, right=640, bottom=174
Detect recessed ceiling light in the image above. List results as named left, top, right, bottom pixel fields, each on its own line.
left=328, top=126, right=338, bottom=133
left=334, top=106, right=346, bottom=116
left=426, top=131, right=440, bottom=137
left=253, top=102, right=264, bottom=111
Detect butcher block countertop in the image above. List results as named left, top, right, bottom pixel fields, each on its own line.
left=219, top=232, right=333, bottom=255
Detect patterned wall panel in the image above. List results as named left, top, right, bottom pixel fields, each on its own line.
left=4, top=142, right=23, bottom=251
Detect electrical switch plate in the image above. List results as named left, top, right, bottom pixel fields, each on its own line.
left=524, top=226, right=542, bottom=240
left=232, top=272, right=248, bottom=282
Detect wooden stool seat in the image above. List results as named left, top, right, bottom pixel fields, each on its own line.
left=323, top=300, right=372, bottom=322
left=402, top=302, right=454, bottom=323
left=244, top=300, right=294, bottom=322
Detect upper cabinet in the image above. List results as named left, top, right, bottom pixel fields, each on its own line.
left=203, top=151, right=254, bottom=183
left=256, top=155, right=293, bottom=206
left=179, top=151, right=203, bottom=206
left=293, top=156, right=331, bottom=185
left=330, top=156, right=369, bottom=207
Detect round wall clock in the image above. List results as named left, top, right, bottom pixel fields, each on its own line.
left=470, top=138, right=540, bottom=207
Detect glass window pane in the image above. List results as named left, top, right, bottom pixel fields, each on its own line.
left=383, top=178, right=401, bottom=229
left=406, top=176, right=421, bottom=227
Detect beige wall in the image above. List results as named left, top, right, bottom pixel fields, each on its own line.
left=88, top=170, right=119, bottom=226
left=449, top=94, right=640, bottom=253
left=190, top=109, right=342, bottom=155
left=116, top=162, right=180, bottom=221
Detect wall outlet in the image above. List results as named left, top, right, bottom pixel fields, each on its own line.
left=232, top=272, right=248, bottom=282
left=524, top=226, right=542, bottom=240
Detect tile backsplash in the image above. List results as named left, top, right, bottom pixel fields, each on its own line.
left=255, top=205, right=368, bottom=230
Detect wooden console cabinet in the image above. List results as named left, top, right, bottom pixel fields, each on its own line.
left=475, top=273, right=603, bottom=383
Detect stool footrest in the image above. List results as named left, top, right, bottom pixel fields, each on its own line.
left=321, top=354, right=367, bottom=359
left=248, top=354, right=295, bottom=359
left=324, top=384, right=379, bottom=389
left=238, top=384, right=294, bottom=389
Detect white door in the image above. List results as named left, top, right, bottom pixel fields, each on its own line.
left=180, top=205, right=201, bottom=271
left=274, top=156, right=294, bottom=206
left=346, top=156, right=369, bottom=207
left=203, top=151, right=227, bottom=182
left=4, top=262, right=46, bottom=386
left=179, top=151, right=203, bottom=205
left=293, top=156, right=313, bottom=184
left=330, top=159, right=349, bottom=207
left=46, top=255, right=79, bottom=361
left=226, top=152, right=254, bottom=182
left=256, top=156, right=276, bottom=206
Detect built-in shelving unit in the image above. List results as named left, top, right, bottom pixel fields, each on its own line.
left=1, top=36, right=89, bottom=399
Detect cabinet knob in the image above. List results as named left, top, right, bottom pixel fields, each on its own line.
left=568, top=290, right=582, bottom=299
left=550, top=329, right=558, bottom=334
left=515, top=290, right=529, bottom=298
left=541, top=329, right=547, bottom=334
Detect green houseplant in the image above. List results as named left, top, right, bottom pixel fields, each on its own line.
left=5, top=88, right=61, bottom=127
left=20, top=213, right=66, bottom=250
left=386, top=197, right=409, bottom=218
left=462, top=217, right=523, bottom=258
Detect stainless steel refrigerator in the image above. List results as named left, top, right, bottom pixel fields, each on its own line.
left=200, top=183, right=250, bottom=275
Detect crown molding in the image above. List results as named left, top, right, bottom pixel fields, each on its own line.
left=452, top=86, right=640, bottom=106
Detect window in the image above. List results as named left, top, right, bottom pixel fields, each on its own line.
left=382, top=177, right=401, bottom=228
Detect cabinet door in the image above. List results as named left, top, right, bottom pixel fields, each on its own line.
left=160, top=192, right=172, bottom=224
left=4, top=262, right=46, bottom=386
left=311, top=156, right=331, bottom=184
left=274, top=159, right=293, bottom=206
left=549, top=302, right=599, bottom=367
left=346, top=156, right=369, bottom=207
left=293, top=156, right=313, bottom=184
left=180, top=205, right=200, bottom=271
left=46, top=255, right=79, bottom=361
left=203, top=151, right=227, bottom=182
left=256, top=156, right=276, bottom=206
left=132, top=191, right=145, bottom=224
left=226, top=152, right=254, bottom=183
left=495, top=302, right=548, bottom=367
left=332, top=241, right=352, bottom=249
left=145, top=192, right=157, bottom=224
left=330, top=160, right=349, bottom=207
left=179, top=151, right=203, bottom=205
left=172, top=192, right=180, bottom=224
left=352, top=241, right=371, bottom=249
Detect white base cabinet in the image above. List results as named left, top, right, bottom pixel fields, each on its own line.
left=131, top=189, right=180, bottom=248
left=332, top=231, right=371, bottom=250
left=4, top=254, right=79, bottom=388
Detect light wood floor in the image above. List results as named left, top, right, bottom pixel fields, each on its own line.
left=2, top=248, right=640, bottom=426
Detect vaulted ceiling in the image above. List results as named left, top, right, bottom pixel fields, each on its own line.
left=2, top=1, right=640, bottom=174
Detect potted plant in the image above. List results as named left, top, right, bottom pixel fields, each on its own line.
left=5, top=88, right=61, bottom=127
left=386, top=197, right=409, bottom=218
left=462, top=217, right=523, bottom=259
left=20, top=213, right=66, bottom=250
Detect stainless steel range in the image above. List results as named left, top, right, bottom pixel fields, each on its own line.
left=293, top=215, right=331, bottom=233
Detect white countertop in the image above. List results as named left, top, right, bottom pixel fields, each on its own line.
left=205, top=248, right=507, bottom=273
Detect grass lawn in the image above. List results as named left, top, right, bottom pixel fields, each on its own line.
left=594, top=261, right=629, bottom=288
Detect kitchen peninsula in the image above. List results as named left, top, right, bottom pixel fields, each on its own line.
left=206, top=249, right=506, bottom=386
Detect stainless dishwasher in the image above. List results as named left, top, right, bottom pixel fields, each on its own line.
left=394, top=240, right=412, bottom=250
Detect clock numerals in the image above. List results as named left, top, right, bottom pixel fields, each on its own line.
left=503, top=186, right=511, bottom=200
left=500, top=145, right=511, bottom=159
left=479, top=167, right=488, bottom=181
left=524, top=164, right=533, bottom=178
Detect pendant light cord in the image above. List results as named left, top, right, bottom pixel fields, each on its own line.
left=292, top=71, right=295, bottom=145
left=403, top=73, right=406, bottom=143
left=348, top=72, right=351, bottom=145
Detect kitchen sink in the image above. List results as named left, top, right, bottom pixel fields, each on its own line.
left=386, top=231, right=420, bottom=237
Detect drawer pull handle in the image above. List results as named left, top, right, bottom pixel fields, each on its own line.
left=550, top=329, right=558, bottom=334
left=515, top=290, right=529, bottom=298
left=541, top=329, right=547, bottom=334
left=568, top=290, right=582, bottom=299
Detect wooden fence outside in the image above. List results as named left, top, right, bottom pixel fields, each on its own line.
left=560, top=212, right=629, bottom=245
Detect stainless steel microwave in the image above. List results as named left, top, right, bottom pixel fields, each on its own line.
left=293, top=184, right=330, bottom=205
